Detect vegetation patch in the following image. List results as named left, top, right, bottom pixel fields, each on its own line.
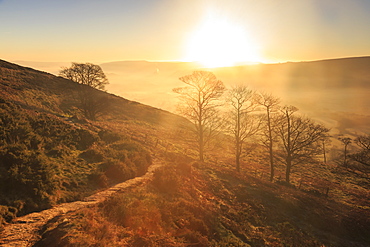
left=0, top=99, right=151, bottom=224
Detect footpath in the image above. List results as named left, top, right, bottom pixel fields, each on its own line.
left=0, top=161, right=163, bottom=247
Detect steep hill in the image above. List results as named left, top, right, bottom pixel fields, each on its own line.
left=0, top=59, right=187, bottom=127
left=0, top=59, right=188, bottom=226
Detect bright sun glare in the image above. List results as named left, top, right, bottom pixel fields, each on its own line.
left=186, top=14, right=262, bottom=68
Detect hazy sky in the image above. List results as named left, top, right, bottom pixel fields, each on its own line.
left=1, top=0, right=370, bottom=63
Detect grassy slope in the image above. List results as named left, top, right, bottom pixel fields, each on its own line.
left=34, top=151, right=370, bottom=246
left=0, top=60, right=186, bottom=226
left=32, top=118, right=370, bottom=246
left=0, top=59, right=187, bottom=125
left=1, top=60, right=369, bottom=246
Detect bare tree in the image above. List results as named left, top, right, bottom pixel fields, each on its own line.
left=355, top=134, right=370, bottom=151
left=76, top=85, right=111, bottom=121
left=348, top=134, right=370, bottom=177
left=59, top=62, right=109, bottom=90
left=173, top=71, right=225, bottom=162
left=60, top=63, right=110, bottom=120
left=276, top=106, right=329, bottom=183
left=256, top=92, right=280, bottom=182
left=338, top=136, right=352, bottom=167
left=226, top=85, right=261, bottom=172
left=321, top=133, right=332, bottom=164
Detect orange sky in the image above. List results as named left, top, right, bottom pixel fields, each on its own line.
left=1, top=0, right=370, bottom=64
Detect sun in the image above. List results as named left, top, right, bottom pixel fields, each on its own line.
left=185, top=14, right=262, bottom=68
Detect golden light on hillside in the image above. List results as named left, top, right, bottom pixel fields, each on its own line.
left=185, top=13, right=262, bottom=68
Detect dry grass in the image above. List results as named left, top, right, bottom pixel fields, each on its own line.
left=34, top=148, right=370, bottom=246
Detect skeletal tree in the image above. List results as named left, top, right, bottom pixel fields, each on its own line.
left=59, top=62, right=109, bottom=90
left=226, top=85, right=261, bottom=172
left=338, top=136, right=352, bottom=167
left=173, top=71, right=225, bottom=162
left=349, top=134, right=370, bottom=177
left=321, top=133, right=332, bottom=164
left=355, top=134, right=370, bottom=151
left=276, top=106, right=329, bottom=183
left=256, top=92, right=280, bottom=182
left=76, top=85, right=111, bottom=121
left=60, top=63, right=110, bottom=120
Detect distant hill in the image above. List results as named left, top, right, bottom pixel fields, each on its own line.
left=12, top=57, right=370, bottom=135
left=100, top=57, right=370, bottom=135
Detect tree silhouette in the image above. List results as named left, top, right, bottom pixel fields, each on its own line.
left=338, top=136, right=352, bottom=167
left=59, top=62, right=109, bottom=90
left=173, top=71, right=225, bottom=162
left=276, top=106, right=329, bottom=183
left=60, top=63, right=110, bottom=120
left=256, top=92, right=280, bottom=182
left=321, top=133, right=332, bottom=164
left=349, top=134, right=370, bottom=177
left=76, top=85, right=111, bottom=121
left=226, top=85, right=260, bottom=172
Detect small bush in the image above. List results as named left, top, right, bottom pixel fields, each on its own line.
left=101, top=160, right=134, bottom=183
left=98, top=130, right=122, bottom=144
left=0, top=205, right=17, bottom=224
left=152, top=165, right=181, bottom=194
left=110, top=141, right=141, bottom=152
left=88, top=171, right=108, bottom=189
left=0, top=147, right=58, bottom=214
left=79, top=148, right=104, bottom=163
left=181, top=230, right=210, bottom=246
left=46, top=145, right=69, bottom=158
left=75, top=129, right=99, bottom=150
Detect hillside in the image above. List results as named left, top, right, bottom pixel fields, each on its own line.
left=0, top=59, right=188, bottom=127
left=0, top=59, right=188, bottom=226
left=33, top=153, right=370, bottom=246
left=1, top=60, right=369, bottom=246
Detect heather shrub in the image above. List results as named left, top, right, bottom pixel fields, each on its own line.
left=0, top=205, right=17, bottom=224
left=46, top=145, right=70, bottom=158
left=110, top=141, right=142, bottom=152
left=98, top=130, right=122, bottom=144
left=88, top=170, right=108, bottom=189
left=101, top=160, right=134, bottom=183
left=152, top=165, right=181, bottom=194
left=75, top=129, right=99, bottom=150
left=0, top=147, right=58, bottom=214
left=79, top=147, right=104, bottom=163
left=0, top=99, right=152, bottom=225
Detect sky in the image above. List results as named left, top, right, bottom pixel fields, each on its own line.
left=1, top=0, right=370, bottom=64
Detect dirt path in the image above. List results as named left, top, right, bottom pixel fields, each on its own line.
left=0, top=161, right=163, bottom=247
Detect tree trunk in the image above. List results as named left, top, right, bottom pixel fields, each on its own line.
left=267, top=107, right=274, bottom=182
left=285, top=157, right=292, bottom=183
left=236, top=140, right=241, bottom=172
left=198, top=101, right=204, bottom=162
left=343, top=144, right=348, bottom=167
left=199, top=147, right=204, bottom=162
left=323, top=141, right=327, bottom=163
left=236, top=108, right=241, bottom=172
left=199, top=119, right=204, bottom=162
left=285, top=109, right=292, bottom=184
left=199, top=131, right=204, bottom=162
left=269, top=141, right=274, bottom=182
